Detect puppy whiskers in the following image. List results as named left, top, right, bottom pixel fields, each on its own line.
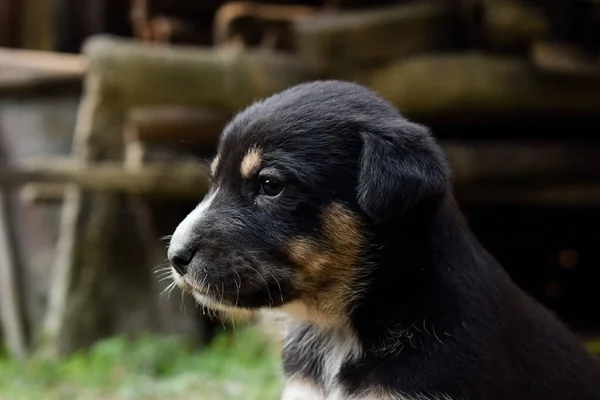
left=247, top=266, right=273, bottom=306
left=160, top=281, right=177, bottom=298
left=265, top=270, right=284, bottom=305
left=159, top=235, right=172, bottom=244
left=233, top=270, right=242, bottom=308
left=219, top=283, right=226, bottom=329
left=180, top=289, right=187, bottom=315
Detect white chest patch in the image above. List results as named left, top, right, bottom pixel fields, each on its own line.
left=282, top=379, right=324, bottom=400
left=280, top=321, right=454, bottom=400
left=282, top=383, right=455, bottom=400
left=320, top=328, right=363, bottom=392
left=281, top=335, right=455, bottom=400
left=281, top=322, right=362, bottom=399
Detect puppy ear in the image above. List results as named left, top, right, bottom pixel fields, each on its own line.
left=357, top=121, right=449, bottom=222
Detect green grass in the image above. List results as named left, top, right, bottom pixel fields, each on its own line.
left=4, top=326, right=594, bottom=400
left=0, top=327, right=283, bottom=400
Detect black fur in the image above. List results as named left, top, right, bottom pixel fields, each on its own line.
left=168, top=80, right=600, bottom=399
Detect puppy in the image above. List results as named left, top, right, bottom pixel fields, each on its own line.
left=167, top=81, right=600, bottom=400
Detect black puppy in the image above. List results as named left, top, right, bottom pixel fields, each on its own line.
left=167, top=80, right=600, bottom=400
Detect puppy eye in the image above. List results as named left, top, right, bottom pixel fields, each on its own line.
left=259, top=177, right=285, bottom=197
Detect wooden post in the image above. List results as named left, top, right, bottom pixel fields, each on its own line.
left=0, top=191, right=29, bottom=358
left=40, top=65, right=123, bottom=354
left=0, top=139, right=29, bottom=359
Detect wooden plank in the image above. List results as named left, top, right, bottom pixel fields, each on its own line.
left=6, top=141, right=600, bottom=202
left=10, top=140, right=600, bottom=188
left=83, top=37, right=600, bottom=120
left=0, top=160, right=209, bottom=199
left=0, top=73, right=81, bottom=96
left=0, top=159, right=209, bottom=199
left=80, top=35, right=318, bottom=111
left=531, top=41, right=600, bottom=76
left=0, top=48, right=87, bottom=74
left=20, top=183, right=66, bottom=204
left=0, top=191, right=29, bottom=358
left=294, top=1, right=458, bottom=68
left=363, top=53, right=600, bottom=119
left=16, top=174, right=600, bottom=207
left=0, top=48, right=86, bottom=94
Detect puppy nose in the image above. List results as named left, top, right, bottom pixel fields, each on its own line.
left=167, top=245, right=195, bottom=276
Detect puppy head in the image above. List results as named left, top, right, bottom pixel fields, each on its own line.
left=167, top=81, right=449, bottom=326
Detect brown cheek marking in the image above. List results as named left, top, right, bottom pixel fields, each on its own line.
left=210, top=155, right=220, bottom=176
left=285, top=203, right=364, bottom=326
left=240, top=147, right=262, bottom=178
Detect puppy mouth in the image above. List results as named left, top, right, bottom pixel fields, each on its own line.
left=170, top=266, right=290, bottom=311
left=172, top=273, right=209, bottom=297
left=171, top=271, right=230, bottom=303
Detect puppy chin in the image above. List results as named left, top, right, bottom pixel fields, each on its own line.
left=171, top=270, right=254, bottom=320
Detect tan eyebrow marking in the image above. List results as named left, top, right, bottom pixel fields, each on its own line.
left=210, top=155, right=220, bottom=176
left=240, top=147, right=262, bottom=178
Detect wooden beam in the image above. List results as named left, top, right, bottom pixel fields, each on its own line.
left=82, top=39, right=600, bottom=121
left=531, top=41, right=600, bottom=76
left=294, top=1, right=458, bottom=68
left=82, top=35, right=318, bottom=111
left=20, top=183, right=71, bottom=204
left=13, top=142, right=600, bottom=202
left=80, top=36, right=600, bottom=121
left=0, top=48, right=87, bottom=74
left=17, top=176, right=600, bottom=207
left=362, top=53, right=600, bottom=119
left=0, top=160, right=210, bottom=200
left=0, top=50, right=85, bottom=97
left=0, top=47, right=86, bottom=95
left=8, top=141, right=600, bottom=209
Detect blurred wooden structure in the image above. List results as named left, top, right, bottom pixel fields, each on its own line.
left=0, top=0, right=131, bottom=53
left=0, top=0, right=600, bottom=356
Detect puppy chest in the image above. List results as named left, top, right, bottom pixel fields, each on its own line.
left=282, top=330, right=455, bottom=400
left=283, top=327, right=363, bottom=398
